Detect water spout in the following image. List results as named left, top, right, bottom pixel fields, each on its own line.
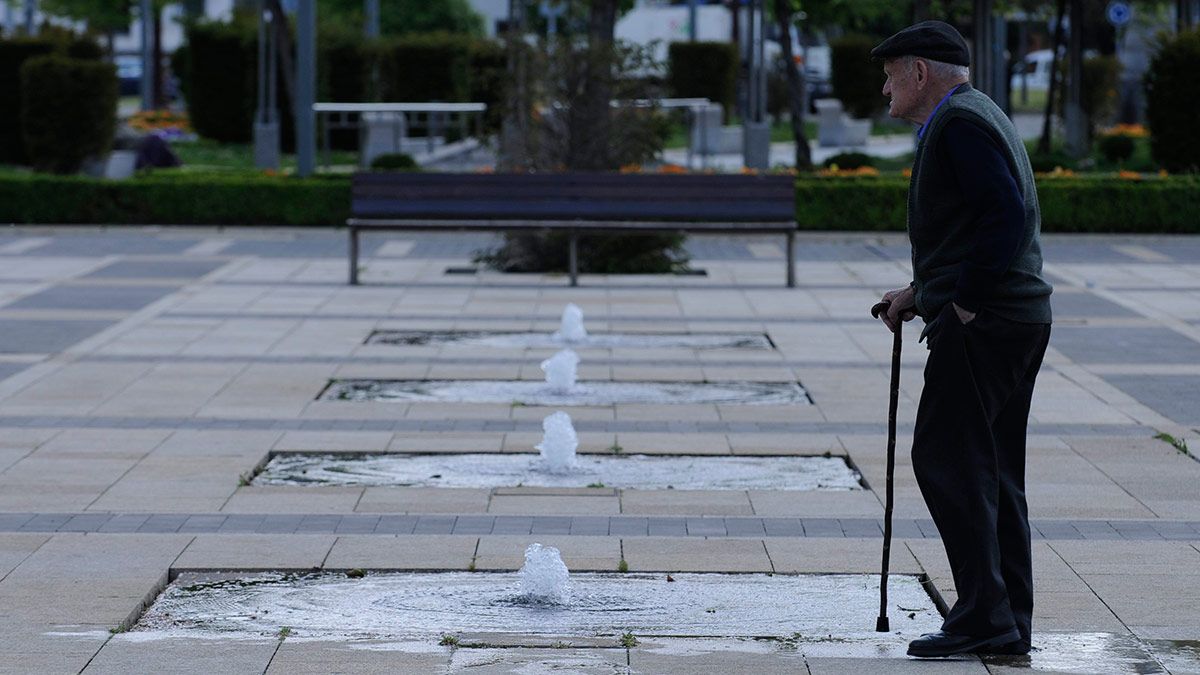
left=517, top=543, right=571, bottom=605
left=535, top=411, right=578, bottom=473
left=554, top=303, right=588, bottom=343
left=540, top=349, right=579, bottom=393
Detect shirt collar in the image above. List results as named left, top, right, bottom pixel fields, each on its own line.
left=917, top=83, right=965, bottom=139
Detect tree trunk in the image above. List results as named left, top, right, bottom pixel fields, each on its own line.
left=499, top=0, right=531, bottom=171
left=773, top=0, right=811, bottom=170
left=265, top=0, right=297, bottom=118
left=567, top=0, right=617, bottom=170
left=1037, top=0, right=1067, bottom=155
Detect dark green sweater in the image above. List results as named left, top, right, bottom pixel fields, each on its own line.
left=908, top=85, right=1053, bottom=328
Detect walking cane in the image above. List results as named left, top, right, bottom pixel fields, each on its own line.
left=869, top=300, right=901, bottom=633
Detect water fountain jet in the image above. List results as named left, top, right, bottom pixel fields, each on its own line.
left=554, top=303, right=588, bottom=343
left=535, top=411, right=578, bottom=473
left=517, top=543, right=571, bottom=605
left=540, top=349, right=580, bottom=393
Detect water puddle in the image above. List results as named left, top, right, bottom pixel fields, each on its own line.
left=130, top=572, right=941, bottom=642
left=320, top=379, right=809, bottom=406
left=366, top=330, right=773, bottom=350
left=253, top=453, right=863, bottom=490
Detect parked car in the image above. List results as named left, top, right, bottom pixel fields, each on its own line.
left=115, top=54, right=142, bottom=96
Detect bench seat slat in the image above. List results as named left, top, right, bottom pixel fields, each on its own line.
left=352, top=184, right=793, bottom=202
left=348, top=218, right=793, bottom=232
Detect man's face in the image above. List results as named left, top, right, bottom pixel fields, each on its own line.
left=882, top=58, right=917, bottom=121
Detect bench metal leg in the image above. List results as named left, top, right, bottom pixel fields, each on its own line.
left=786, top=231, right=796, bottom=288
left=349, top=227, right=360, bottom=285
left=568, top=231, right=579, bottom=287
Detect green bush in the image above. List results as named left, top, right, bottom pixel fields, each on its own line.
left=369, top=153, right=419, bottom=171
left=1145, top=28, right=1200, bottom=173
left=1028, top=151, right=1076, bottom=173
left=319, top=29, right=374, bottom=151
left=795, top=175, right=1200, bottom=233
left=0, top=173, right=348, bottom=225
left=20, top=55, right=118, bottom=174
left=469, top=39, right=507, bottom=134
left=182, top=20, right=256, bottom=143
left=822, top=152, right=875, bottom=169
left=830, top=34, right=884, bottom=119
left=475, top=232, right=691, bottom=275
left=1097, top=134, right=1136, bottom=164
left=667, top=41, right=738, bottom=117
left=0, top=38, right=59, bottom=164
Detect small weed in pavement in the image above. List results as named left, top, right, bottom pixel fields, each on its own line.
left=619, top=632, right=638, bottom=648
left=440, top=634, right=460, bottom=647
left=1154, top=432, right=1191, bottom=456
left=617, top=559, right=629, bottom=573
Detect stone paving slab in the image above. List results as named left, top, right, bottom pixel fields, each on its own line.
left=84, top=637, right=277, bottom=675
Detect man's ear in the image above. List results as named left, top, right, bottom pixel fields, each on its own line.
left=914, top=59, right=930, bottom=88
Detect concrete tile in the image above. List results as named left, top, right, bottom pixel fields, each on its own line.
left=749, top=491, right=882, bottom=518
left=266, top=641, right=449, bottom=674
left=448, top=647, right=630, bottom=673
left=488, top=495, right=621, bottom=516
left=323, top=535, right=477, bottom=570
left=622, top=537, right=772, bottom=572
left=221, top=486, right=364, bottom=514
left=619, top=490, right=753, bottom=516
left=358, top=487, right=490, bottom=514
left=474, top=536, right=621, bottom=571
left=173, top=534, right=335, bottom=570
left=85, top=637, right=276, bottom=675
left=766, top=538, right=923, bottom=574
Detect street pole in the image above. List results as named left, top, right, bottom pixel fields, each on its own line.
left=689, top=0, right=697, bottom=41
left=254, top=1, right=281, bottom=170
left=972, top=0, right=993, bottom=101
left=364, top=0, right=379, bottom=39
left=743, top=0, right=769, bottom=169
left=1064, top=0, right=1086, bottom=157
left=140, top=0, right=155, bottom=111
left=296, top=0, right=317, bottom=176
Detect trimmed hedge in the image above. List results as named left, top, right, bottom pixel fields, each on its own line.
left=182, top=20, right=256, bottom=143
left=830, top=34, right=885, bottom=119
left=795, top=176, right=1200, bottom=233
left=20, top=56, right=118, bottom=174
left=1, top=174, right=1198, bottom=233
left=376, top=34, right=471, bottom=103
left=0, top=173, right=348, bottom=226
left=0, top=39, right=62, bottom=164
left=667, top=41, right=738, bottom=116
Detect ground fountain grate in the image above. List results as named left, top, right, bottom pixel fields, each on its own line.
left=319, top=379, right=810, bottom=406
left=130, top=572, right=941, bottom=642
left=252, top=453, right=864, bottom=490
left=366, top=330, right=774, bottom=350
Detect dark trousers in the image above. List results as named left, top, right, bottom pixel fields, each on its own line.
left=913, top=304, right=1051, bottom=640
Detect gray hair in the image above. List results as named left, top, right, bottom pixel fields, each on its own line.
left=898, top=55, right=970, bottom=83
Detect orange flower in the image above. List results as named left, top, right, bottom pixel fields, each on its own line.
left=901, top=167, right=913, bottom=177
left=657, top=163, right=687, bottom=174
left=1038, top=166, right=1076, bottom=178
left=1158, top=169, right=1169, bottom=178
left=1118, top=170, right=1142, bottom=180
left=619, top=164, right=642, bottom=174
left=740, top=167, right=760, bottom=175
left=1102, top=123, right=1148, bottom=138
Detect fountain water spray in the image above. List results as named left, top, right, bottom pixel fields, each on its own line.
left=540, top=349, right=579, bottom=392
left=554, top=303, right=588, bottom=342
left=535, top=411, right=578, bottom=473
left=518, top=543, right=571, bottom=604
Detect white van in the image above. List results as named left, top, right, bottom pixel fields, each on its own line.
left=1011, top=49, right=1054, bottom=91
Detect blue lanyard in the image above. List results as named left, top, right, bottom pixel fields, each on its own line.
left=918, top=84, right=963, bottom=139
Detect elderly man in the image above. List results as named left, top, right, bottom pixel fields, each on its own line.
left=870, top=21, right=1053, bottom=658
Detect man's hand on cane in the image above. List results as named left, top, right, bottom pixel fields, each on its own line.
left=877, top=285, right=918, bottom=333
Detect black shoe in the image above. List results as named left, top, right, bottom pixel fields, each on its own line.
left=907, top=629, right=1022, bottom=658
left=978, top=639, right=1032, bottom=656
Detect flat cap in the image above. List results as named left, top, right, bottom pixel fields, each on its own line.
left=870, top=20, right=970, bottom=66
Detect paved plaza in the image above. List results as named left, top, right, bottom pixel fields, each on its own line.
left=0, top=227, right=1198, bottom=673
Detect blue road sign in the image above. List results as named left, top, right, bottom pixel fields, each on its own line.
left=1106, top=1, right=1133, bottom=27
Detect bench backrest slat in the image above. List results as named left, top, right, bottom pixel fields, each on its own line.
left=351, top=172, right=796, bottom=223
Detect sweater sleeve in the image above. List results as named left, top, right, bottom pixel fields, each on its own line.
left=937, top=117, right=1026, bottom=313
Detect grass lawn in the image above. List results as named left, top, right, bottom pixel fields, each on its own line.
left=170, top=138, right=359, bottom=173
left=664, top=118, right=910, bottom=150
left=1010, top=88, right=1049, bottom=115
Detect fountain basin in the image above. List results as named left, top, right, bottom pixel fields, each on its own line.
left=253, top=453, right=863, bottom=490
left=365, top=330, right=774, bottom=350
left=320, top=379, right=809, bottom=406
left=130, top=572, right=941, bottom=641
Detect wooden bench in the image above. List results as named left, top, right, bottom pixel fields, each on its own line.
left=347, top=172, right=798, bottom=287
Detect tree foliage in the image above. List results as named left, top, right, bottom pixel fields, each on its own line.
left=318, top=0, right=484, bottom=37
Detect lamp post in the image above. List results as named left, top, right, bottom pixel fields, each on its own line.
left=254, top=1, right=281, bottom=170
left=364, top=0, right=379, bottom=38
left=140, top=0, right=155, bottom=111
left=296, top=0, right=317, bottom=176
left=743, top=0, right=769, bottom=169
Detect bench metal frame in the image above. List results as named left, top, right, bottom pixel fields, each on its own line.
left=347, top=219, right=796, bottom=288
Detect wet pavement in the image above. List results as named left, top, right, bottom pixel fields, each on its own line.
left=0, top=228, right=1198, bottom=673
